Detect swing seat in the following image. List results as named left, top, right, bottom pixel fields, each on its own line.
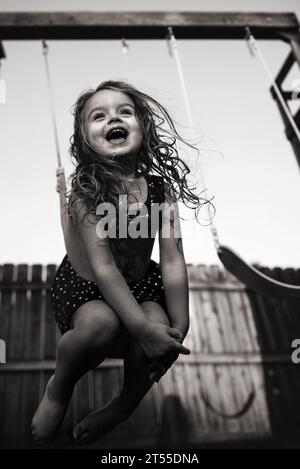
left=201, top=385, right=255, bottom=419
left=218, top=245, right=300, bottom=299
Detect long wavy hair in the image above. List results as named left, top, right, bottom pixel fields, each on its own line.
left=68, top=80, right=211, bottom=221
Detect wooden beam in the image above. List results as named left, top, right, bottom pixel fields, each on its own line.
left=275, top=51, right=295, bottom=86
left=0, top=359, right=123, bottom=370
left=271, top=88, right=300, bottom=170
left=0, top=11, right=298, bottom=40
left=290, top=36, right=300, bottom=69
left=0, top=353, right=293, bottom=370
left=0, top=281, right=246, bottom=291
left=0, top=283, right=53, bottom=290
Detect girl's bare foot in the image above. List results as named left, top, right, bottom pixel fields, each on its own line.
left=73, top=396, right=128, bottom=444
left=31, top=375, right=69, bottom=442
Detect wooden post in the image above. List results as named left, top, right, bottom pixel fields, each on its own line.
left=271, top=33, right=300, bottom=171
left=275, top=51, right=294, bottom=86
left=0, top=41, right=5, bottom=59
left=270, top=89, right=300, bottom=170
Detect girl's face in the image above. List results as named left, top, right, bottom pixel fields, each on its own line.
left=84, top=89, right=143, bottom=159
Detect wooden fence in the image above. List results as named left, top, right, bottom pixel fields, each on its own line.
left=0, top=262, right=300, bottom=448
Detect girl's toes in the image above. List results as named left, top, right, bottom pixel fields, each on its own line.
left=73, top=424, right=82, bottom=440
left=31, top=429, right=38, bottom=440
left=79, top=432, right=90, bottom=442
left=33, top=435, right=43, bottom=444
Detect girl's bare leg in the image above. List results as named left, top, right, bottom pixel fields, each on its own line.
left=73, top=302, right=170, bottom=444
left=31, top=300, right=129, bottom=441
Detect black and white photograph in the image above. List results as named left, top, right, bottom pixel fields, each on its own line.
left=1, top=0, right=300, bottom=455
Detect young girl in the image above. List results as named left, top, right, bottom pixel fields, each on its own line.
left=31, top=80, right=203, bottom=445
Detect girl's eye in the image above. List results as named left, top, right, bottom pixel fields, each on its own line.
left=94, top=112, right=105, bottom=120
left=120, top=108, right=132, bottom=115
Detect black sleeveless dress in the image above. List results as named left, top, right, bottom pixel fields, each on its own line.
left=50, top=174, right=167, bottom=334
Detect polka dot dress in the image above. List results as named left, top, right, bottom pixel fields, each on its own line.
left=50, top=174, right=167, bottom=335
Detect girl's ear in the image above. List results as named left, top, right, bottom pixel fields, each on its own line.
left=136, top=143, right=147, bottom=173
left=137, top=160, right=147, bottom=175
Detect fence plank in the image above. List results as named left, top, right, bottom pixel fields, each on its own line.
left=1, top=265, right=15, bottom=361
left=45, top=264, right=58, bottom=359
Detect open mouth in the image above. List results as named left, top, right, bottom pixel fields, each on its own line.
left=106, top=127, right=129, bottom=143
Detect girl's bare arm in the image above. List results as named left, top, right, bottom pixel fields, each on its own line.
left=69, top=198, right=190, bottom=361
left=159, top=187, right=190, bottom=340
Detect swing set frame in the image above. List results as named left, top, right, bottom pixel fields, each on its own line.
left=1, top=11, right=300, bottom=299
left=1, top=11, right=300, bottom=160
left=1, top=11, right=300, bottom=163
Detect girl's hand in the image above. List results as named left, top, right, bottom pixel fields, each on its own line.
left=138, top=321, right=190, bottom=364
left=56, top=166, right=65, bottom=193
left=148, top=336, right=183, bottom=382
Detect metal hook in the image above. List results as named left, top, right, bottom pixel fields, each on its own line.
left=166, top=26, right=177, bottom=58
left=42, top=39, right=49, bottom=55
left=245, top=26, right=257, bottom=57
left=121, top=37, right=129, bottom=53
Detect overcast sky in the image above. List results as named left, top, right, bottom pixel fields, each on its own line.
left=0, top=0, right=300, bottom=268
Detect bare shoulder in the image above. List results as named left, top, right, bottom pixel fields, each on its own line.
left=68, top=194, right=98, bottom=226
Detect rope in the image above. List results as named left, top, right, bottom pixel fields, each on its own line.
left=0, top=60, right=6, bottom=104
left=245, top=26, right=300, bottom=145
left=167, top=27, right=220, bottom=250
left=42, top=40, right=62, bottom=167
left=0, top=44, right=6, bottom=104
left=121, top=38, right=131, bottom=82
left=168, top=26, right=300, bottom=250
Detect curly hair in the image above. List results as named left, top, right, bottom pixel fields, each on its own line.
left=67, top=80, right=211, bottom=221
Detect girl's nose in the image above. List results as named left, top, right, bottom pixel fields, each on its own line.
left=108, top=114, right=122, bottom=123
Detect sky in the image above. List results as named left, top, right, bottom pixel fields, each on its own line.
left=0, top=0, right=300, bottom=268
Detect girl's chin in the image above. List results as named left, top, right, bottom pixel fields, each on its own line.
left=105, top=142, right=130, bottom=153
left=93, top=142, right=141, bottom=159
left=108, top=145, right=140, bottom=158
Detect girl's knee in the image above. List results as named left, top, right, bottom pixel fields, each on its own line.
left=71, top=301, right=122, bottom=347
left=140, top=301, right=170, bottom=326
